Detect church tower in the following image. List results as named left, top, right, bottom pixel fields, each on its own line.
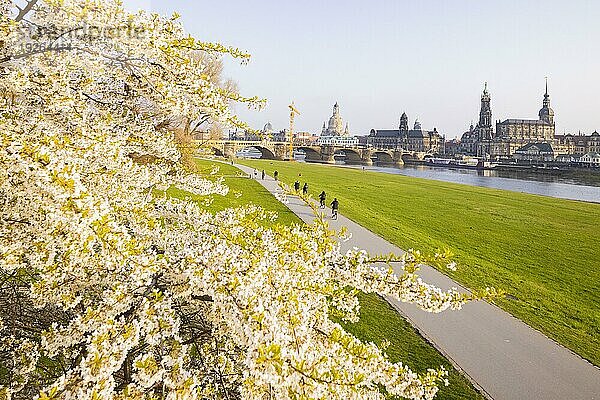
left=477, top=82, right=493, bottom=140
left=539, top=78, right=554, bottom=125
left=399, top=112, right=409, bottom=132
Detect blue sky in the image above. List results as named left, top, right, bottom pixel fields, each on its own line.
left=123, top=0, right=599, bottom=139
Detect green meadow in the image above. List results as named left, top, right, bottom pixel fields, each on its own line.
left=240, top=159, right=600, bottom=366
left=168, top=159, right=483, bottom=400
left=165, top=159, right=300, bottom=226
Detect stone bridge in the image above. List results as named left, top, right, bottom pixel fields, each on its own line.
left=199, top=140, right=427, bottom=165
left=201, top=140, right=289, bottom=160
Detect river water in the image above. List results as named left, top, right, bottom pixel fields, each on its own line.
left=338, top=163, right=600, bottom=204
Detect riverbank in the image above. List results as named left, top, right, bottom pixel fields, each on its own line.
left=240, top=159, right=600, bottom=367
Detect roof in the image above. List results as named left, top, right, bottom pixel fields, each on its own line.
left=582, top=152, right=600, bottom=158
left=369, top=129, right=399, bottom=137
left=498, top=119, right=552, bottom=125
left=514, top=142, right=554, bottom=153
left=407, top=130, right=425, bottom=138
left=370, top=128, right=442, bottom=138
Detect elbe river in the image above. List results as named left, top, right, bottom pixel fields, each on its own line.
left=240, top=148, right=600, bottom=203
left=339, top=163, right=600, bottom=204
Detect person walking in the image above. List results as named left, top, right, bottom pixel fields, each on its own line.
left=253, top=169, right=258, bottom=179
left=294, top=180, right=300, bottom=192
left=302, top=182, right=308, bottom=195
left=318, top=191, right=326, bottom=209
left=330, top=198, right=339, bottom=220
left=261, top=170, right=265, bottom=180
left=274, top=170, right=278, bottom=181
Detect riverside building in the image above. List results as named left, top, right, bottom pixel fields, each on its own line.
left=317, top=102, right=358, bottom=146
left=492, top=81, right=555, bottom=158
left=459, top=81, right=557, bottom=159
left=368, top=112, right=445, bottom=154
left=321, top=102, right=350, bottom=137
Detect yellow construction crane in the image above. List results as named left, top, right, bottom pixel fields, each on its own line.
left=288, top=101, right=300, bottom=160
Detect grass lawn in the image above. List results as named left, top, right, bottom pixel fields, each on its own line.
left=165, top=159, right=300, bottom=226
left=168, top=158, right=483, bottom=400
left=240, top=159, right=600, bottom=366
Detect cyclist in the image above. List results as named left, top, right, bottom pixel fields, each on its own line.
left=330, top=198, right=339, bottom=220
left=318, top=191, right=326, bottom=209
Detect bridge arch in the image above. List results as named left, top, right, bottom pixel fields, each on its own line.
left=296, top=146, right=322, bottom=161
left=337, top=148, right=363, bottom=164
left=401, top=153, right=417, bottom=162
left=240, top=145, right=276, bottom=160
left=372, top=151, right=394, bottom=164
left=209, top=147, right=224, bottom=157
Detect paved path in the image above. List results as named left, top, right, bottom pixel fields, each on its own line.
left=236, top=164, right=600, bottom=400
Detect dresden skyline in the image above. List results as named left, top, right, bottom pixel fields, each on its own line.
left=122, top=0, right=599, bottom=139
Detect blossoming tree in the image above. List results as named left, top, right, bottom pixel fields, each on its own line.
left=0, top=1, right=494, bottom=399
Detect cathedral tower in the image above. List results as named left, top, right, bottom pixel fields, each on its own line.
left=477, top=82, right=493, bottom=140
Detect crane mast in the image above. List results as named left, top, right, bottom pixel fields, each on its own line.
left=288, top=102, right=300, bottom=160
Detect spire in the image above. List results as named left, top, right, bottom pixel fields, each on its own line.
left=484, top=81, right=488, bottom=94
left=542, top=77, right=550, bottom=107
left=539, top=77, right=554, bottom=124
left=344, top=122, right=349, bottom=135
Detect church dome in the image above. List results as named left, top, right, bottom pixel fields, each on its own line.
left=413, top=119, right=422, bottom=131
left=263, top=122, right=273, bottom=132
left=324, top=102, right=344, bottom=136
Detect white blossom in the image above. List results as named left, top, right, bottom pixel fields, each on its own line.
left=0, top=1, right=492, bottom=399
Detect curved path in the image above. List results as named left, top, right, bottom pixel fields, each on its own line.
left=235, top=164, right=600, bottom=400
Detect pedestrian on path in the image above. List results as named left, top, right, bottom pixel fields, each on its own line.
left=274, top=170, right=278, bottom=181
left=319, top=191, right=326, bottom=208
left=330, top=198, right=339, bottom=220
left=302, top=182, right=308, bottom=195
left=294, top=180, right=300, bottom=192
left=253, top=169, right=258, bottom=179
left=261, top=170, right=265, bottom=180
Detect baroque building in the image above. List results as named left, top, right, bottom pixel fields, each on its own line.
left=321, top=102, right=350, bottom=136
left=491, top=81, right=555, bottom=158
left=555, top=131, right=600, bottom=156
left=368, top=112, right=445, bottom=154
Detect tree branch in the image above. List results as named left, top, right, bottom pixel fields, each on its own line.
left=15, top=0, right=38, bottom=22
